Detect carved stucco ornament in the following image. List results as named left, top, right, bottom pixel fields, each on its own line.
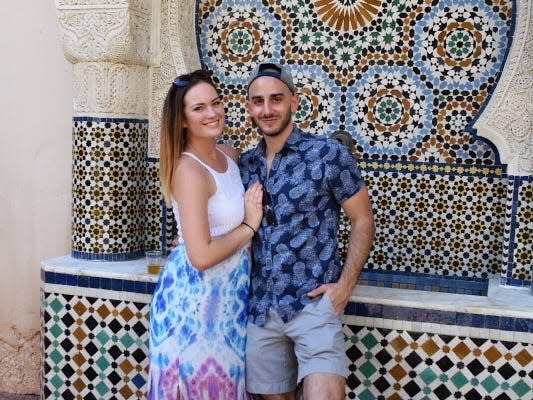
left=474, top=0, right=532, bottom=175
left=55, top=0, right=151, bottom=115
left=148, top=0, right=201, bottom=157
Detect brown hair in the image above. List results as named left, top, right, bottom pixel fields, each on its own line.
left=159, top=70, right=215, bottom=203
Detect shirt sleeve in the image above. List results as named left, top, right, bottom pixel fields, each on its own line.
left=324, top=139, right=366, bottom=204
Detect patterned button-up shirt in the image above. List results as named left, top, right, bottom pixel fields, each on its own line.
left=239, top=127, right=365, bottom=326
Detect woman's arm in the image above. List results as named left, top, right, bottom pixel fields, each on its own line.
left=172, top=157, right=262, bottom=271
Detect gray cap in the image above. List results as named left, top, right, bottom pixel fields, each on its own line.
left=247, top=62, right=296, bottom=93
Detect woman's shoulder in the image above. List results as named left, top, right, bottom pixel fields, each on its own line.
left=217, top=143, right=239, bottom=163
left=174, top=154, right=209, bottom=180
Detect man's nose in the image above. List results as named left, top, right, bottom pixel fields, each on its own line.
left=262, top=100, right=273, bottom=114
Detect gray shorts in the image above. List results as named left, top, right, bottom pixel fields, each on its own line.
left=245, top=295, right=348, bottom=395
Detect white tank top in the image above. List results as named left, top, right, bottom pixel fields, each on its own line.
left=171, top=148, right=245, bottom=243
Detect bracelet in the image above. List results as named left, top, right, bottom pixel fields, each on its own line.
left=241, top=222, right=256, bottom=235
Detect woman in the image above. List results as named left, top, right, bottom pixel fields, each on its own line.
left=148, top=69, right=262, bottom=399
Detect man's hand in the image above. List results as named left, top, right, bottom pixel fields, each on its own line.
left=307, top=282, right=352, bottom=315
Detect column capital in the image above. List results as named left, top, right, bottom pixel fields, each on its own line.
left=55, top=0, right=151, bottom=66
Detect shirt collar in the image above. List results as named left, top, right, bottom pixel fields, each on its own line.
left=252, top=125, right=302, bottom=161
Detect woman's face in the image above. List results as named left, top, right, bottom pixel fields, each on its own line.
left=182, top=81, right=225, bottom=140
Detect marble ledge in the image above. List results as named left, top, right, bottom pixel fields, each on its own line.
left=42, top=255, right=157, bottom=283
left=42, top=256, right=533, bottom=319
left=350, top=279, right=533, bottom=319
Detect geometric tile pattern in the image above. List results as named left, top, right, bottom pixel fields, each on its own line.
left=339, top=161, right=507, bottom=279
left=41, top=291, right=149, bottom=399
left=197, top=0, right=512, bottom=164
left=144, top=158, right=176, bottom=254
left=144, top=159, right=163, bottom=252
left=72, top=117, right=148, bottom=260
left=501, top=176, right=532, bottom=288
left=344, top=325, right=533, bottom=399
left=513, top=178, right=532, bottom=284
left=191, top=0, right=531, bottom=288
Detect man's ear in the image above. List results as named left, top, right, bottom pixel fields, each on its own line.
left=290, top=93, right=300, bottom=113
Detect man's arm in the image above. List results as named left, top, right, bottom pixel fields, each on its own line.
left=307, top=187, right=375, bottom=314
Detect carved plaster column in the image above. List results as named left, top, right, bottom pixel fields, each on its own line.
left=56, top=0, right=151, bottom=260
left=473, top=0, right=532, bottom=287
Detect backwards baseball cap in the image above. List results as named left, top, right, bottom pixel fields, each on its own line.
left=247, top=62, right=296, bottom=93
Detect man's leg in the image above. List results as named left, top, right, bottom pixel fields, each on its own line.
left=246, top=310, right=298, bottom=396
left=303, top=373, right=345, bottom=400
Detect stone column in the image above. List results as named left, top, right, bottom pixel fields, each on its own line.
left=473, top=0, right=532, bottom=288
left=56, top=0, right=151, bottom=260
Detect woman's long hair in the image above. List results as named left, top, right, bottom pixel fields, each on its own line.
left=159, top=70, right=215, bottom=204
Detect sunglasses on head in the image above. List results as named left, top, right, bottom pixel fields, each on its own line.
left=173, top=69, right=212, bottom=88
left=262, top=189, right=277, bottom=226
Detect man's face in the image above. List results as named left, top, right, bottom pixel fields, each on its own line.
left=246, top=76, right=299, bottom=138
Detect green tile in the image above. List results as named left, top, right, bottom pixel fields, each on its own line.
left=361, top=332, right=378, bottom=350
left=451, top=371, right=468, bottom=389
left=50, top=323, right=62, bottom=339
left=120, top=332, right=134, bottom=348
left=50, top=374, right=63, bottom=390
left=481, top=376, right=499, bottom=393
left=96, top=330, right=110, bottom=346
left=96, top=381, right=110, bottom=396
left=511, top=380, right=530, bottom=397
left=50, top=349, right=63, bottom=365
left=96, top=355, right=110, bottom=371
left=49, top=298, right=63, bottom=313
left=359, top=361, right=377, bottom=378
left=359, top=388, right=375, bottom=400
left=420, top=368, right=437, bottom=385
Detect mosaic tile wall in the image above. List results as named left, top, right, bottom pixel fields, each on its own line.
left=41, top=291, right=150, bottom=399
left=145, top=159, right=176, bottom=255
left=501, top=176, right=533, bottom=287
left=343, top=324, right=532, bottom=399
left=72, top=117, right=148, bottom=260
left=174, top=0, right=533, bottom=288
left=41, top=271, right=533, bottom=399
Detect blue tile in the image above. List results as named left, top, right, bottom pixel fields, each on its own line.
left=44, top=271, right=55, bottom=284
left=396, top=307, right=411, bottom=321
left=78, top=275, right=89, bottom=288
left=499, top=316, right=514, bottom=331
left=456, top=312, right=472, bottom=327
left=134, top=280, right=147, bottom=293
left=383, top=305, right=398, bottom=320
left=111, top=279, right=123, bottom=291
left=123, top=280, right=135, bottom=293
left=411, top=309, right=429, bottom=322
left=101, top=278, right=111, bottom=290
left=89, top=276, right=100, bottom=288
left=514, top=318, right=529, bottom=333
left=147, top=282, right=156, bottom=294
left=56, top=273, right=67, bottom=285
left=485, top=315, right=500, bottom=329
left=439, top=311, right=456, bottom=325
left=66, top=274, right=78, bottom=286
left=354, top=303, right=368, bottom=316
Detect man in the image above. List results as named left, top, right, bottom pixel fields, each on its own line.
left=239, top=62, right=375, bottom=399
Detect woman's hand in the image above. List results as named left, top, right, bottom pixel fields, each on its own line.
left=243, top=181, right=263, bottom=232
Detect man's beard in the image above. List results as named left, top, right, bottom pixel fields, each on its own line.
left=253, top=110, right=292, bottom=137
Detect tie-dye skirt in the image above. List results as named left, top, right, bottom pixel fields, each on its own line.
left=147, top=244, right=253, bottom=399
